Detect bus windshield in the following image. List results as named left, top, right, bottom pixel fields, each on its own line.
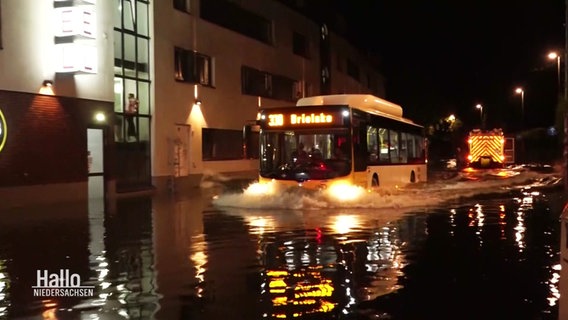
left=260, top=129, right=352, bottom=181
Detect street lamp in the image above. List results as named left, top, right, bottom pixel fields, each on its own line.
left=548, top=51, right=561, bottom=96
left=515, top=87, right=524, bottom=127
left=475, top=104, right=483, bottom=128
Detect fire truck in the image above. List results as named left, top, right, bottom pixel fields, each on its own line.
left=466, top=128, right=506, bottom=168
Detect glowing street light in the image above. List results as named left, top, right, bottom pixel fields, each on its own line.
left=475, top=104, right=483, bottom=127
left=515, top=87, right=524, bottom=126
left=548, top=51, right=561, bottom=96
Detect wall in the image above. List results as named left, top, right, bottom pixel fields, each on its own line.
left=152, top=0, right=321, bottom=180
left=0, top=90, right=114, bottom=207
left=0, top=0, right=114, bottom=102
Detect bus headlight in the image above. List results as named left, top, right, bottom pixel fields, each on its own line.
left=327, top=183, right=364, bottom=201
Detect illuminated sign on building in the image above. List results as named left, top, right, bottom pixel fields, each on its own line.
left=53, top=1, right=98, bottom=74
left=0, top=109, right=7, bottom=153
left=55, top=43, right=97, bottom=73
left=53, top=6, right=96, bottom=38
left=267, top=112, right=335, bottom=127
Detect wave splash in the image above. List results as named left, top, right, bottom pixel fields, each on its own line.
left=211, top=165, right=562, bottom=210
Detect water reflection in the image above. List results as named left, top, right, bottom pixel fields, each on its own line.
left=0, top=183, right=562, bottom=319
left=0, top=261, right=9, bottom=318
left=226, top=187, right=561, bottom=319
left=69, top=197, right=160, bottom=319
left=237, top=210, right=415, bottom=319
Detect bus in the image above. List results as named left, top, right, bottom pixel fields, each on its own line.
left=254, top=94, right=427, bottom=193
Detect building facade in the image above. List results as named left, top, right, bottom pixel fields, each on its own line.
left=0, top=0, right=385, bottom=207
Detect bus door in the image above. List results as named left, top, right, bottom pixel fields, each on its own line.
left=352, top=114, right=368, bottom=172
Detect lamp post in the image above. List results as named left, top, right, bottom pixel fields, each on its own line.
left=475, top=104, right=483, bottom=128
left=548, top=52, right=561, bottom=96
left=515, top=87, right=524, bottom=128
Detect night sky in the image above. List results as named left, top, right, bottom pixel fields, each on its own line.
left=332, top=1, right=565, bottom=132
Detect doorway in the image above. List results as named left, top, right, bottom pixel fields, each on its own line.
left=87, top=128, right=105, bottom=199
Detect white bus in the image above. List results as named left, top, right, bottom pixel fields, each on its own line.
left=256, top=94, right=427, bottom=192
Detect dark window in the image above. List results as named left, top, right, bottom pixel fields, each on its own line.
left=336, top=54, right=343, bottom=72
left=242, top=66, right=271, bottom=96
left=174, top=47, right=212, bottom=86
left=272, top=75, right=296, bottom=101
left=346, top=59, right=359, bottom=81
left=202, top=128, right=244, bottom=160
left=241, top=66, right=296, bottom=101
left=114, top=58, right=149, bottom=73
left=174, top=0, right=190, bottom=12
left=201, top=0, right=273, bottom=44
left=292, top=31, right=309, bottom=58
left=243, top=124, right=259, bottom=159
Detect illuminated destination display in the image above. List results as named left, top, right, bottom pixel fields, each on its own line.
left=267, top=112, right=337, bottom=127
left=0, top=109, right=7, bottom=153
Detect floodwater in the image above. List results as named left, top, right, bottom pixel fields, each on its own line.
left=0, top=165, right=566, bottom=320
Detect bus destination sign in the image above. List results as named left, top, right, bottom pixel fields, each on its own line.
left=265, top=111, right=343, bottom=128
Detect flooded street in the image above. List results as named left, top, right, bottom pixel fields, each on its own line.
left=0, top=166, right=566, bottom=319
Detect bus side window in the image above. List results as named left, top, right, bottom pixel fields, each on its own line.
left=378, top=128, right=390, bottom=163
left=389, top=130, right=400, bottom=163
left=367, top=125, right=379, bottom=163
left=400, top=132, right=408, bottom=163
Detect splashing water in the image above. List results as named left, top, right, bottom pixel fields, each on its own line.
left=211, top=165, right=562, bottom=210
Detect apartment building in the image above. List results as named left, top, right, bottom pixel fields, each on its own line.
left=0, top=0, right=385, bottom=206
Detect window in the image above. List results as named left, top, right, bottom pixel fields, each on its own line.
left=123, top=0, right=136, bottom=32
left=114, top=34, right=150, bottom=79
left=367, top=126, right=378, bottom=161
left=241, top=66, right=297, bottom=101
left=346, top=59, right=359, bottom=81
left=272, top=75, right=296, bottom=101
left=378, top=128, right=389, bottom=162
left=292, top=31, right=309, bottom=58
left=389, top=130, right=400, bottom=163
left=336, top=53, right=343, bottom=72
left=242, top=66, right=270, bottom=96
left=293, top=80, right=310, bottom=99
left=400, top=132, right=408, bottom=163
left=175, top=47, right=213, bottom=86
left=202, top=128, right=244, bottom=160
left=114, top=0, right=153, bottom=191
left=201, top=0, right=273, bottom=44
left=259, top=130, right=352, bottom=180
left=174, top=0, right=190, bottom=13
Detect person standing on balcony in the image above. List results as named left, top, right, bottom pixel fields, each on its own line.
left=125, top=93, right=139, bottom=141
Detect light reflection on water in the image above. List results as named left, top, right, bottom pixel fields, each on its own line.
left=0, top=260, right=9, bottom=318
left=0, top=169, right=564, bottom=319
